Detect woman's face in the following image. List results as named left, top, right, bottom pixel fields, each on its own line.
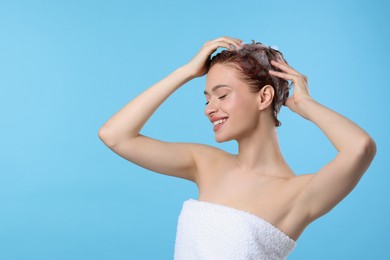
left=204, top=63, right=260, bottom=143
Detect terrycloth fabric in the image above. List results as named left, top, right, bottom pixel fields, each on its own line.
left=174, top=199, right=296, bottom=260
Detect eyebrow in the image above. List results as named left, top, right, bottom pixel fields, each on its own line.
left=203, top=84, right=230, bottom=95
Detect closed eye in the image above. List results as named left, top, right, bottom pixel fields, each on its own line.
left=205, top=94, right=227, bottom=105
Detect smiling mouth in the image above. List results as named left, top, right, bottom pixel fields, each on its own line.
left=212, top=118, right=228, bottom=132
left=213, top=118, right=228, bottom=126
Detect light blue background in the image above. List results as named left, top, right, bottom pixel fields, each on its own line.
left=1, top=0, right=389, bottom=259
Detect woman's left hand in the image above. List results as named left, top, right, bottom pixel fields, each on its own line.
left=269, top=59, right=313, bottom=115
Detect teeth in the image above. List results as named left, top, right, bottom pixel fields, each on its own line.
left=213, top=118, right=227, bottom=126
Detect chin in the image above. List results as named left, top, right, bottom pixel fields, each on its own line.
left=214, top=133, right=235, bottom=143
left=215, top=138, right=226, bottom=143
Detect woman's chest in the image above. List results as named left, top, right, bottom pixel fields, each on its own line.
left=197, top=170, right=296, bottom=224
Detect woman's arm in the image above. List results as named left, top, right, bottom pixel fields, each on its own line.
left=269, top=59, right=376, bottom=220
left=99, top=66, right=193, bottom=145
left=98, top=37, right=243, bottom=182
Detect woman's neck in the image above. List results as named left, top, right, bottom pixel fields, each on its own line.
left=236, top=126, right=293, bottom=177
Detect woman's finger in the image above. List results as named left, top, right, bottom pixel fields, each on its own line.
left=271, top=59, right=300, bottom=76
left=209, top=36, right=242, bottom=49
left=271, top=59, right=298, bottom=74
left=269, top=70, right=295, bottom=81
left=209, top=36, right=241, bottom=45
left=207, top=40, right=238, bottom=52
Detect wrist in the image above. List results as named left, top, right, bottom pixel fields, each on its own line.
left=294, top=96, right=317, bottom=119
left=178, top=64, right=198, bottom=80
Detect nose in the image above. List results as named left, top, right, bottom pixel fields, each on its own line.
left=204, top=99, right=218, bottom=118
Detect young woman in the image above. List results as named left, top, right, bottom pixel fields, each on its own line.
left=98, top=36, right=376, bottom=259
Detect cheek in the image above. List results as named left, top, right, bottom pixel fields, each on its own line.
left=225, top=93, right=258, bottom=116
left=223, top=92, right=244, bottom=110
left=231, top=96, right=260, bottom=132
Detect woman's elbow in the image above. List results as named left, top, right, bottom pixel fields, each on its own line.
left=358, top=135, right=377, bottom=162
left=98, top=127, right=117, bottom=148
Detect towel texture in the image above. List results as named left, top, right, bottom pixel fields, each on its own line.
left=174, top=199, right=296, bottom=260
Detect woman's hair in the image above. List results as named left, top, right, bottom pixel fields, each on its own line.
left=208, top=40, right=291, bottom=127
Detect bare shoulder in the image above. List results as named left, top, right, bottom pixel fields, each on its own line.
left=287, top=173, right=314, bottom=186
left=272, top=173, right=312, bottom=193
left=284, top=173, right=314, bottom=201
left=189, top=143, right=230, bottom=159
left=188, top=143, right=233, bottom=185
left=189, top=143, right=232, bottom=169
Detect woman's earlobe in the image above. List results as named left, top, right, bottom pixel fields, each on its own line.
left=258, top=85, right=275, bottom=110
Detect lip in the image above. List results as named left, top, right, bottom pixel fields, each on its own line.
left=210, top=116, right=228, bottom=123
left=211, top=117, right=228, bottom=132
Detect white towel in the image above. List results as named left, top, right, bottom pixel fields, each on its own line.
left=174, top=199, right=296, bottom=260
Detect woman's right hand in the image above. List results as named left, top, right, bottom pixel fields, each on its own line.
left=184, top=36, right=243, bottom=78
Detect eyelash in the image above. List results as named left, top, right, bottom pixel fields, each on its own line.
left=205, top=94, right=227, bottom=105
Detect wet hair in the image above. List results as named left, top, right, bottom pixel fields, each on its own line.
left=208, top=40, right=291, bottom=127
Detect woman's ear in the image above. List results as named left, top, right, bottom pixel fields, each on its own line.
left=257, top=85, right=275, bottom=110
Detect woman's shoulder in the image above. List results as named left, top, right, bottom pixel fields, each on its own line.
left=187, top=142, right=233, bottom=160
left=278, top=173, right=314, bottom=197
left=187, top=143, right=234, bottom=176
left=286, top=173, right=314, bottom=187
left=291, top=173, right=314, bottom=181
